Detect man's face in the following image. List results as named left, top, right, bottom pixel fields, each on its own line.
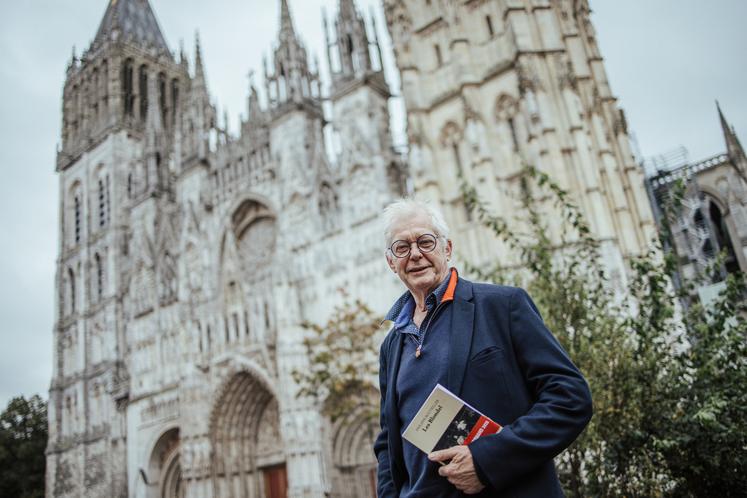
left=386, top=212, right=452, bottom=297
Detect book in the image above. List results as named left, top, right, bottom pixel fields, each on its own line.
left=402, top=383, right=502, bottom=454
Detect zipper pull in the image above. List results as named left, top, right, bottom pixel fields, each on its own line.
left=415, top=345, right=422, bottom=358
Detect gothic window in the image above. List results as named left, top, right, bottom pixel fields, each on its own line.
left=232, top=312, right=240, bottom=340
left=318, top=183, right=339, bottom=233
left=434, top=44, right=443, bottom=67
left=101, top=60, right=108, bottom=112
left=138, top=64, right=148, bottom=122
left=224, top=316, right=230, bottom=343
left=693, top=208, right=706, bottom=231
left=122, top=58, right=134, bottom=117
left=232, top=200, right=276, bottom=270
left=170, top=79, right=179, bottom=127
left=244, top=310, right=250, bottom=337
left=508, top=118, right=519, bottom=151
left=206, top=325, right=212, bottom=350
left=159, top=252, right=177, bottom=305
left=486, top=15, right=494, bottom=38
left=198, top=323, right=204, bottom=353
left=239, top=217, right=276, bottom=268
left=65, top=396, right=72, bottom=434
left=708, top=199, right=739, bottom=274
left=98, top=178, right=106, bottom=228
left=74, top=194, right=82, bottom=244
left=71, top=84, right=79, bottom=137
left=278, top=64, right=287, bottom=102
left=106, top=175, right=110, bottom=224
left=495, top=94, right=520, bottom=152
left=127, top=174, right=132, bottom=198
left=67, top=267, right=76, bottom=314
left=95, top=253, right=103, bottom=301
left=158, top=72, right=167, bottom=124
left=91, top=67, right=99, bottom=120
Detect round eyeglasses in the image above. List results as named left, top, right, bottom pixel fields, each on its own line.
left=389, top=233, right=439, bottom=258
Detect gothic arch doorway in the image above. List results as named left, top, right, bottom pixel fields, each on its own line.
left=147, top=427, right=183, bottom=498
left=706, top=196, right=740, bottom=274
left=210, top=371, right=286, bottom=498
left=160, top=444, right=182, bottom=498
left=329, top=401, right=378, bottom=498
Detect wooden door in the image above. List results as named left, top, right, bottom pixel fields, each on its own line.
left=262, top=464, right=288, bottom=498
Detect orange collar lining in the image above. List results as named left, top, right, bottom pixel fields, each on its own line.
left=441, top=268, right=458, bottom=303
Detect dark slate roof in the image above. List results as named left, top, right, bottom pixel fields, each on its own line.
left=93, top=0, right=170, bottom=53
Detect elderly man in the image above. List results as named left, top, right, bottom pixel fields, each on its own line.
left=374, top=199, right=592, bottom=497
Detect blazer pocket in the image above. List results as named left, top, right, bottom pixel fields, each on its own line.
left=470, top=346, right=504, bottom=367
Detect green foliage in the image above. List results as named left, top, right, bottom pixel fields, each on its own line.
left=292, top=164, right=745, bottom=496
left=292, top=295, right=383, bottom=424
left=461, top=165, right=747, bottom=497
left=0, top=394, right=48, bottom=498
left=665, top=271, right=747, bottom=497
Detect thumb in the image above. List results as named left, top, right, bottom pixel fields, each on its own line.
left=428, top=446, right=458, bottom=462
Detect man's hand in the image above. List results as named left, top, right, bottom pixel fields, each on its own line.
left=428, top=445, right=486, bottom=495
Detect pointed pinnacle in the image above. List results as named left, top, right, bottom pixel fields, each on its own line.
left=279, top=0, right=296, bottom=37
left=194, top=31, right=205, bottom=79
left=339, top=0, right=357, bottom=19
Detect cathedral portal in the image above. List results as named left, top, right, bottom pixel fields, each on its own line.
left=209, top=371, right=285, bottom=498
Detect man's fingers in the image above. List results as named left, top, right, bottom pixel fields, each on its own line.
left=428, top=447, right=458, bottom=462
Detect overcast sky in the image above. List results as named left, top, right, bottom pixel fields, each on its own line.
left=0, top=0, right=745, bottom=409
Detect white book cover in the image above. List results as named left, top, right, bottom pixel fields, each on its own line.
left=402, top=384, right=502, bottom=454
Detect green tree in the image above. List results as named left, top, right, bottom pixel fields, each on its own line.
left=461, top=165, right=746, bottom=496
left=292, top=296, right=383, bottom=424
left=664, top=271, right=747, bottom=496
left=0, top=394, right=48, bottom=498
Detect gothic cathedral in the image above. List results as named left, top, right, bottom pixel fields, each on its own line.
left=49, top=1, right=658, bottom=497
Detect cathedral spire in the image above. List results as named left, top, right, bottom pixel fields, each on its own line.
left=327, top=0, right=375, bottom=85
left=92, top=0, right=171, bottom=55
left=266, top=0, right=321, bottom=112
left=194, top=31, right=207, bottom=88
left=244, top=71, right=263, bottom=123
left=717, top=101, right=747, bottom=179
left=179, top=39, right=189, bottom=71
left=279, top=0, right=296, bottom=39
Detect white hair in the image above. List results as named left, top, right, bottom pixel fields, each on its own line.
left=382, top=198, right=450, bottom=249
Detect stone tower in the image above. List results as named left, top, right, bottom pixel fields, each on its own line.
left=383, top=0, right=657, bottom=281
left=49, top=0, right=405, bottom=497
left=50, top=0, right=186, bottom=495
left=645, top=105, right=747, bottom=295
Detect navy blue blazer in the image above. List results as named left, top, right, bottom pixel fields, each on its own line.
left=374, top=277, right=593, bottom=497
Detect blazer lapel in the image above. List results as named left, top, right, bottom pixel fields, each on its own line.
left=385, top=332, right=406, bottom=477
left=447, top=280, right=475, bottom=397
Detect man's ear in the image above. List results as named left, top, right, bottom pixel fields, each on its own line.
left=386, top=253, right=397, bottom=273
left=445, top=239, right=453, bottom=260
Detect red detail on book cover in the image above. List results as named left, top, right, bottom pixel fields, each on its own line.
left=464, top=415, right=501, bottom=445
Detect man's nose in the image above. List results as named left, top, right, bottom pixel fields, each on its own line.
left=409, top=242, right=424, bottom=258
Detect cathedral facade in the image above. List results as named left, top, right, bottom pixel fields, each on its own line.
left=645, top=105, right=747, bottom=300
left=49, top=1, right=405, bottom=497
left=383, top=0, right=656, bottom=285
left=49, top=1, right=658, bottom=497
